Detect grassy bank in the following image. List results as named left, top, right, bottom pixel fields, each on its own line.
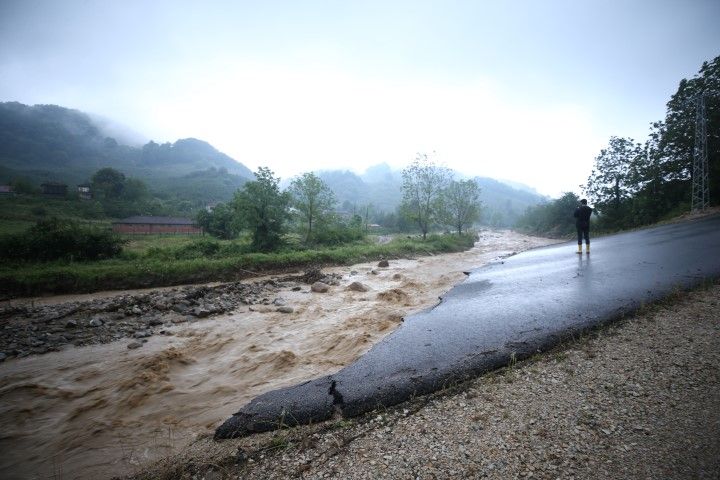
left=0, top=233, right=477, bottom=299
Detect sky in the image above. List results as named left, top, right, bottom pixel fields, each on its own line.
left=1, top=0, right=718, bottom=197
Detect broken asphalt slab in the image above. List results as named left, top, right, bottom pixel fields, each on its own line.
left=215, top=215, right=720, bottom=438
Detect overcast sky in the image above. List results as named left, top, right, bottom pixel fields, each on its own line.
left=1, top=0, right=718, bottom=196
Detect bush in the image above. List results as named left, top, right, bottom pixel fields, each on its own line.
left=0, top=218, right=125, bottom=262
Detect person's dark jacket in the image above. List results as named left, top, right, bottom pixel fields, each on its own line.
left=574, top=205, right=593, bottom=228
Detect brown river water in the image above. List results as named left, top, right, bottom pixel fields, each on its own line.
left=0, top=231, right=556, bottom=479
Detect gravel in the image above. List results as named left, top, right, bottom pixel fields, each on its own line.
left=129, top=284, right=720, bottom=480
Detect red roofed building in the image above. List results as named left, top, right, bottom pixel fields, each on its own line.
left=112, top=216, right=203, bottom=235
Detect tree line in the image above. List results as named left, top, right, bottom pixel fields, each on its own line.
left=197, top=154, right=483, bottom=251
left=518, top=55, right=719, bottom=236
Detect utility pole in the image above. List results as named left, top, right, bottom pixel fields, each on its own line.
left=691, top=94, right=710, bottom=212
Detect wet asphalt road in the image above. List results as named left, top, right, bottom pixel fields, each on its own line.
left=216, top=215, right=720, bottom=438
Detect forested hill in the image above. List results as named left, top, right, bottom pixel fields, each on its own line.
left=0, top=102, right=253, bottom=186
left=318, top=165, right=546, bottom=227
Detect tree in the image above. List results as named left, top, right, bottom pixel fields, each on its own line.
left=440, top=179, right=482, bottom=235
left=122, top=178, right=149, bottom=202
left=583, top=137, right=643, bottom=228
left=196, top=203, right=239, bottom=239
left=401, top=153, right=451, bottom=240
left=289, top=172, right=336, bottom=243
left=91, top=167, right=126, bottom=199
left=515, top=192, right=581, bottom=237
left=658, top=56, right=720, bottom=205
left=233, top=167, right=290, bottom=251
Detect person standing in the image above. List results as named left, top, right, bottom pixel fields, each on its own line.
left=574, top=199, right=593, bottom=254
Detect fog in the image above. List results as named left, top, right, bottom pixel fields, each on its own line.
left=1, top=0, right=718, bottom=196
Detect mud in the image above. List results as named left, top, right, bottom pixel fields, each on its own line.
left=0, top=230, right=557, bottom=479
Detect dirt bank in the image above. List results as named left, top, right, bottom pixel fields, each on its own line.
left=0, top=229, right=557, bottom=479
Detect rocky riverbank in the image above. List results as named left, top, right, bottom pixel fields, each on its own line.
left=0, top=269, right=341, bottom=360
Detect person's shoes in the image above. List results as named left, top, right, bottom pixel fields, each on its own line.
left=577, top=244, right=582, bottom=254
left=585, top=244, right=590, bottom=254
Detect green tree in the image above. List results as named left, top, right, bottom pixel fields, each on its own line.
left=401, top=153, right=451, bottom=240
left=121, top=178, right=149, bottom=202
left=233, top=167, right=290, bottom=251
left=196, top=203, right=238, bottom=239
left=289, top=172, right=336, bottom=243
left=583, top=137, right=642, bottom=229
left=441, top=179, right=482, bottom=234
left=658, top=56, right=720, bottom=205
left=91, top=167, right=126, bottom=199
left=515, top=192, right=581, bottom=237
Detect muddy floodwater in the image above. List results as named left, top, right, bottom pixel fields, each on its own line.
left=0, top=230, right=557, bottom=479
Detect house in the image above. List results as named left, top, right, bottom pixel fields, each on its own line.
left=0, top=185, right=14, bottom=196
left=112, top=216, right=203, bottom=235
left=77, top=184, right=92, bottom=200
left=41, top=182, right=68, bottom=197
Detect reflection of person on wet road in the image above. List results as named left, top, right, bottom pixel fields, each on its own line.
left=574, top=199, right=592, bottom=254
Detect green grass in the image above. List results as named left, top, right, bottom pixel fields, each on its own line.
left=0, top=195, right=109, bottom=235
left=0, top=232, right=477, bottom=298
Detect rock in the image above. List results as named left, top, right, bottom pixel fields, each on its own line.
left=347, top=281, right=369, bottom=292
left=127, top=342, right=143, bottom=349
left=311, top=282, right=330, bottom=293
left=65, top=319, right=78, bottom=329
left=0, top=352, right=6, bottom=362
left=350, top=270, right=359, bottom=276
left=131, top=306, right=143, bottom=315
left=378, top=259, right=390, bottom=267
left=88, top=317, right=104, bottom=327
left=192, top=307, right=212, bottom=318
left=147, top=317, right=163, bottom=326
left=370, top=269, right=379, bottom=275
left=272, top=298, right=287, bottom=306
left=276, top=306, right=294, bottom=314
left=291, top=286, right=302, bottom=291
left=236, top=447, right=248, bottom=465
left=133, top=330, right=151, bottom=339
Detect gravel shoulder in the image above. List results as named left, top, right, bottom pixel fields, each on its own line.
left=130, top=283, right=720, bottom=480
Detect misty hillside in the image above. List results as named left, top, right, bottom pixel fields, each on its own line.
left=0, top=101, right=546, bottom=224
left=318, top=166, right=546, bottom=227
left=474, top=177, right=548, bottom=227
left=0, top=102, right=253, bottom=195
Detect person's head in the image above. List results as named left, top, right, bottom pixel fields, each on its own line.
left=580, top=199, right=587, bottom=205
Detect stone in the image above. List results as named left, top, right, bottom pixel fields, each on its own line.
left=147, top=317, right=164, bottom=326
left=378, top=259, right=390, bottom=267
left=276, top=306, right=294, bottom=314
left=291, top=286, right=302, bottom=291
left=272, top=298, right=287, bottom=306
left=0, top=352, right=6, bottom=362
left=133, top=330, right=151, bottom=339
left=192, top=307, right=212, bottom=318
left=347, top=281, right=369, bottom=292
left=311, top=282, right=330, bottom=293
left=88, top=317, right=104, bottom=327
left=131, top=306, right=143, bottom=315
left=127, top=342, right=143, bottom=349
left=65, top=319, right=78, bottom=329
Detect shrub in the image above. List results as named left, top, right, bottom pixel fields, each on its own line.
left=0, top=218, right=125, bottom=262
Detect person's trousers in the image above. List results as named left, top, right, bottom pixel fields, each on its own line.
left=577, top=226, right=589, bottom=245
